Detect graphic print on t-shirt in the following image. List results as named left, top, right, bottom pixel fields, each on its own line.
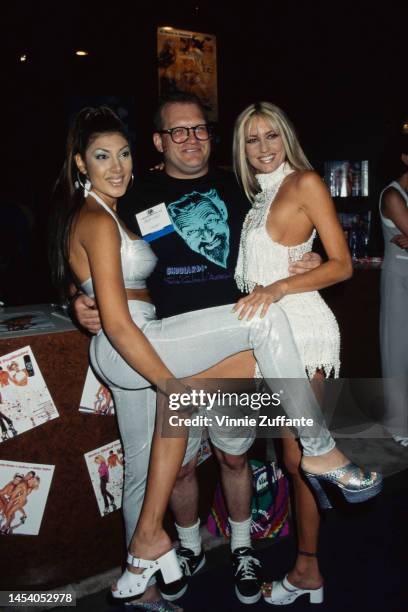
left=167, top=189, right=230, bottom=268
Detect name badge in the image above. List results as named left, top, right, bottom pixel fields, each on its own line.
left=135, top=203, right=174, bottom=242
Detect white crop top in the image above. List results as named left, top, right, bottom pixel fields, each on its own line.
left=80, top=191, right=157, bottom=298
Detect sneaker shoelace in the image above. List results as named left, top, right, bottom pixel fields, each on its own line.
left=235, top=553, right=261, bottom=581
left=177, top=547, right=196, bottom=576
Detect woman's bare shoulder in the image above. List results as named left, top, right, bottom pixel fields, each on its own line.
left=288, top=169, right=322, bottom=188
left=77, top=206, right=120, bottom=245
left=285, top=170, right=326, bottom=202
left=79, top=205, right=116, bottom=229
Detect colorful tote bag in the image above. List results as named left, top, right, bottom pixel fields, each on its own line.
left=206, top=459, right=290, bottom=539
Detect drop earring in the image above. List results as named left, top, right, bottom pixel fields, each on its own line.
left=76, top=172, right=92, bottom=196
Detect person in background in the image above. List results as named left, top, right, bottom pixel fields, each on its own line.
left=379, top=134, right=408, bottom=447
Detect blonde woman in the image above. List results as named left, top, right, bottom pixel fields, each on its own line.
left=233, top=101, right=381, bottom=605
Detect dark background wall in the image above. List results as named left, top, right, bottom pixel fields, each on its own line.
left=2, top=0, right=407, bottom=305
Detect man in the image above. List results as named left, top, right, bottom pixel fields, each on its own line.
left=73, top=92, right=319, bottom=606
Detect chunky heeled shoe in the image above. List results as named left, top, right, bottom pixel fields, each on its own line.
left=263, top=575, right=324, bottom=605
left=302, top=462, right=383, bottom=509
left=112, top=549, right=182, bottom=599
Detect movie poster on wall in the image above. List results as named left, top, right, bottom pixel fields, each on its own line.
left=84, top=440, right=124, bottom=517
left=157, top=27, right=218, bottom=121
left=0, top=460, right=55, bottom=535
left=0, top=346, right=59, bottom=444
left=79, top=367, right=115, bottom=416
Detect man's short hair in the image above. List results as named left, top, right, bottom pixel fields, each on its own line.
left=153, top=92, right=209, bottom=131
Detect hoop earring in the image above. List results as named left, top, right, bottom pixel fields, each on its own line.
left=127, top=173, right=134, bottom=191
left=75, top=172, right=92, bottom=196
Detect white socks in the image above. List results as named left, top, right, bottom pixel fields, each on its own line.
left=229, top=516, right=252, bottom=552
left=175, top=516, right=252, bottom=554
left=175, top=518, right=202, bottom=555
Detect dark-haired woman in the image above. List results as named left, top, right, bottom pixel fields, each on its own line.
left=49, top=106, right=380, bottom=604
left=379, top=138, right=408, bottom=447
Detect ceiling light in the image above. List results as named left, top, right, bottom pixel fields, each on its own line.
left=75, top=50, right=89, bottom=56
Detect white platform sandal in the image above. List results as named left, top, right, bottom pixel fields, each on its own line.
left=263, top=575, right=323, bottom=606
left=112, top=549, right=182, bottom=599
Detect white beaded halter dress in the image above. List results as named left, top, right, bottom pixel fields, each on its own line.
left=235, top=162, right=340, bottom=378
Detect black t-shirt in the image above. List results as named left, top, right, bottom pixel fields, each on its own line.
left=117, top=168, right=249, bottom=318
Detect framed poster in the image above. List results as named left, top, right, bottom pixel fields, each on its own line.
left=157, top=27, right=218, bottom=121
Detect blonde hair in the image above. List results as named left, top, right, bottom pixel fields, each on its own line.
left=233, top=102, right=313, bottom=201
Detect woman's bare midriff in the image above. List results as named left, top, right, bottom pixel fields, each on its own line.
left=126, top=288, right=153, bottom=303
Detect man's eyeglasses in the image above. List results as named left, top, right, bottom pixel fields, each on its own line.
left=159, top=124, right=212, bottom=144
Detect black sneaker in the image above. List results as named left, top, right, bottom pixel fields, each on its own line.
left=232, top=546, right=262, bottom=604
left=159, top=547, right=206, bottom=601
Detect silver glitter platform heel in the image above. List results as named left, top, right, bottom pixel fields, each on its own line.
left=302, top=463, right=383, bottom=509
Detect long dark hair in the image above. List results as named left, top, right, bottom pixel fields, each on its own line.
left=49, top=106, right=129, bottom=294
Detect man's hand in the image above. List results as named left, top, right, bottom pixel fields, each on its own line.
left=73, top=294, right=101, bottom=334
left=391, top=234, right=408, bottom=250
left=288, top=251, right=322, bottom=275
